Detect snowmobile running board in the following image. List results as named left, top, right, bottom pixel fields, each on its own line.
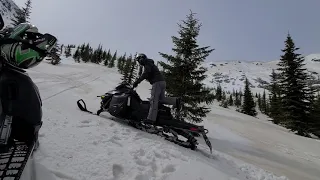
left=0, top=139, right=36, bottom=180
left=76, top=99, right=212, bottom=154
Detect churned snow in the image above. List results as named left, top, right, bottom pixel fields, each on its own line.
left=18, top=57, right=320, bottom=180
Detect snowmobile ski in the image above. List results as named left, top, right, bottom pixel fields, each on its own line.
left=76, top=99, right=212, bottom=153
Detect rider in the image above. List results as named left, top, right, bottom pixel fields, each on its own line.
left=0, top=22, right=57, bottom=147
left=132, top=53, right=181, bottom=125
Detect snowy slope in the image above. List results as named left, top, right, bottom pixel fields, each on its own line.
left=17, top=57, right=318, bottom=180
left=204, top=54, right=320, bottom=94
left=0, top=0, right=20, bottom=27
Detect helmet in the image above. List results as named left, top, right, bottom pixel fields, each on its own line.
left=135, top=53, right=147, bottom=65
left=0, top=23, right=57, bottom=69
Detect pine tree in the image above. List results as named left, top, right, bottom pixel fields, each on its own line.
left=117, top=53, right=126, bottom=73
left=11, top=0, right=32, bottom=26
left=73, top=47, right=81, bottom=63
left=269, top=69, right=282, bottom=123
left=101, top=50, right=107, bottom=64
left=277, top=33, right=314, bottom=136
left=121, top=55, right=132, bottom=83
left=309, top=94, right=320, bottom=137
left=257, top=93, right=261, bottom=110
left=222, top=91, right=226, bottom=101
left=64, top=45, right=72, bottom=58
left=261, top=90, right=267, bottom=114
left=108, top=51, right=117, bottom=68
left=127, top=55, right=138, bottom=85
left=94, top=44, right=103, bottom=64
left=216, top=84, right=222, bottom=101
left=158, top=10, right=215, bottom=123
left=81, top=43, right=91, bottom=63
left=235, top=90, right=241, bottom=107
left=241, top=78, right=257, bottom=116
left=103, top=49, right=111, bottom=66
left=228, top=94, right=234, bottom=106
left=79, top=43, right=86, bottom=61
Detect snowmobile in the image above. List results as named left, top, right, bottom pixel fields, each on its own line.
left=0, top=15, right=57, bottom=179
left=77, top=81, right=213, bottom=153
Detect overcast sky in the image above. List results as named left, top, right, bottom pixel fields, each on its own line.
left=13, top=0, right=320, bottom=62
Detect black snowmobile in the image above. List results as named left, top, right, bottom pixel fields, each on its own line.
left=77, top=81, right=213, bottom=153
left=0, top=15, right=57, bottom=179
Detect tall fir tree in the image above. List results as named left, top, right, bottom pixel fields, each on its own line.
left=121, top=55, right=132, bottom=83
left=261, top=90, right=267, bottom=114
left=103, top=49, right=112, bottom=66
left=64, top=45, right=72, bottom=58
left=269, top=69, right=282, bottom=124
left=158, top=10, right=215, bottom=123
left=257, top=93, right=261, bottom=110
left=228, top=94, right=234, bottom=106
left=117, top=53, right=126, bottom=73
left=11, top=0, right=32, bottom=26
left=309, top=94, right=320, bottom=137
left=73, top=47, right=81, bottom=63
left=216, top=84, right=222, bottom=101
left=108, top=51, right=117, bottom=68
left=241, top=78, right=257, bottom=116
left=128, top=55, right=138, bottom=85
left=81, top=43, right=91, bottom=63
left=235, top=90, right=241, bottom=107
left=277, top=33, right=314, bottom=136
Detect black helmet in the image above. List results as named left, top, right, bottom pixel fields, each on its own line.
left=135, top=53, right=147, bottom=65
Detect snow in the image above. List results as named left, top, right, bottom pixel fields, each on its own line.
left=204, top=53, right=320, bottom=95
left=17, top=57, right=320, bottom=180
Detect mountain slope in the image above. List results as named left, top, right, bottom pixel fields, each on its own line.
left=22, top=58, right=295, bottom=180
left=204, top=53, right=320, bottom=94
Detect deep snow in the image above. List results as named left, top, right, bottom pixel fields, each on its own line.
left=18, top=57, right=320, bottom=180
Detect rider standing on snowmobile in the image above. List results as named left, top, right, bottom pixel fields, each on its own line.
left=132, top=53, right=180, bottom=125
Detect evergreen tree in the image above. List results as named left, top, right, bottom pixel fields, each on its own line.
left=11, top=0, right=32, bottom=26
left=269, top=69, right=282, bottom=124
left=216, top=84, right=222, bottom=101
left=73, top=47, right=81, bottom=63
left=121, top=55, right=132, bottom=83
left=222, top=91, right=226, bottom=101
left=81, top=43, right=91, bottom=63
left=94, top=44, right=103, bottom=64
left=277, top=33, right=314, bottom=136
left=103, top=49, right=111, bottom=66
left=228, top=94, right=234, bottom=106
left=261, top=90, right=267, bottom=114
left=310, top=94, right=320, bottom=137
left=241, top=78, right=257, bottom=116
left=79, top=43, right=86, bottom=61
left=127, top=54, right=138, bottom=85
left=257, top=93, right=261, bottom=110
left=108, top=51, right=117, bottom=68
left=235, top=90, right=241, bottom=107
left=101, top=50, right=107, bottom=64
left=64, top=45, right=72, bottom=58
left=158, top=10, right=215, bottom=123
left=117, top=53, right=126, bottom=73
